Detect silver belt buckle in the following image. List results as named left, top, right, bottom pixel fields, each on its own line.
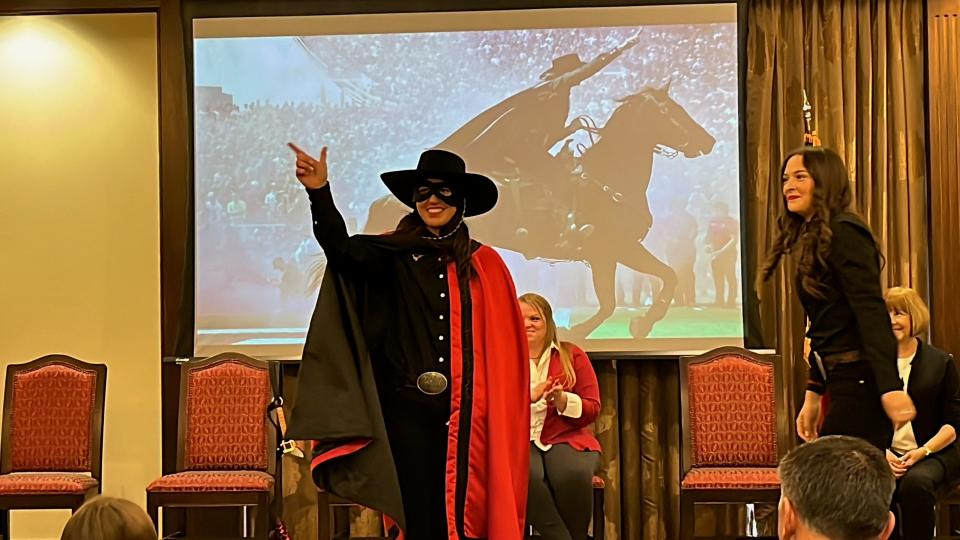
left=416, top=371, right=448, bottom=395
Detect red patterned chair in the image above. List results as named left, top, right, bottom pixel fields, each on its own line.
left=679, top=347, right=787, bottom=540
left=146, top=353, right=277, bottom=538
left=0, top=355, right=107, bottom=518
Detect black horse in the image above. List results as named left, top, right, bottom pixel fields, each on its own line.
left=365, top=83, right=716, bottom=339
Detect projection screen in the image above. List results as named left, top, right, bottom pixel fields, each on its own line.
left=192, top=4, right=742, bottom=358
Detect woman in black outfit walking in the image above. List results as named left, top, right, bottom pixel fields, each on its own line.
left=761, top=147, right=915, bottom=450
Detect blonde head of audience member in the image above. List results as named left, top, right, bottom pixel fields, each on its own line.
left=883, top=286, right=930, bottom=342
left=61, top=496, right=155, bottom=540
left=519, top=292, right=576, bottom=388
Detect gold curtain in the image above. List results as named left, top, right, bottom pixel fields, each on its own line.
left=593, top=359, right=682, bottom=540
left=747, top=0, right=928, bottom=302
left=927, top=0, right=960, bottom=360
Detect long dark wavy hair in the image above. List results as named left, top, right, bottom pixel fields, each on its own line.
left=760, top=147, right=856, bottom=299
left=394, top=203, right=474, bottom=281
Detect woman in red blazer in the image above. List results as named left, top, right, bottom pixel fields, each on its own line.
left=519, top=293, right=601, bottom=540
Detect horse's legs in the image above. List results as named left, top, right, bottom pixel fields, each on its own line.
left=566, top=259, right=617, bottom=340
left=617, top=243, right=678, bottom=338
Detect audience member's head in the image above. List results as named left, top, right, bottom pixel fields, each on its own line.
left=883, top=286, right=930, bottom=340
left=778, top=436, right=895, bottom=540
left=61, top=496, right=156, bottom=540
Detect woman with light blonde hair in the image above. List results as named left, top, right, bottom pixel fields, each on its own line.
left=61, top=496, right=156, bottom=540
left=882, top=286, right=960, bottom=539
left=519, top=292, right=601, bottom=540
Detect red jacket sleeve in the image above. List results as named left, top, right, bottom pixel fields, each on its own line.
left=566, top=345, right=601, bottom=428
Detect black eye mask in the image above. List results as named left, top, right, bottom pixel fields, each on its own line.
left=413, top=182, right=462, bottom=207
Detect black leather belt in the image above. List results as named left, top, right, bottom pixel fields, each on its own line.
left=811, top=350, right=860, bottom=381
left=821, top=350, right=860, bottom=367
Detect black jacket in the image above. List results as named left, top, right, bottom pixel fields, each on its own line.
left=802, top=213, right=900, bottom=395
left=904, top=340, right=960, bottom=451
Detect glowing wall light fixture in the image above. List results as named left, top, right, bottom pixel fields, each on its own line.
left=0, top=17, right=72, bottom=83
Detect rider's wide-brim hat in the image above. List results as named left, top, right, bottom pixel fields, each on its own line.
left=380, top=149, right=498, bottom=217
left=539, top=53, right=586, bottom=79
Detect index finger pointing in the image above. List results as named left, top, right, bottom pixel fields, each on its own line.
left=287, top=142, right=312, bottom=159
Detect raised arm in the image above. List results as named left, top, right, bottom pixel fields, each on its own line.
left=289, top=143, right=385, bottom=272
left=558, top=31, right=643, bottom=87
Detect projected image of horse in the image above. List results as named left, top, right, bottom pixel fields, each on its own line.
left=365, top=83, right=715, bottom=340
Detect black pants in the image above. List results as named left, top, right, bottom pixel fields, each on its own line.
left=383, top=389, right=450, bottom=540
left=527, top=443, right=600, bottom=540
left=890, top=446, right=960, bottom=539
left=819, top=361, right=892, bottom=451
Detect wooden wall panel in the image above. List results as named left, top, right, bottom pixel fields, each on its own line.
left=928, top=0, right=960, bottom=358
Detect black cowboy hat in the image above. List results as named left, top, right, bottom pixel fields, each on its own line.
left=380, top=149, right=498, bottom=217
left=539, top=53, right=585, bottom=80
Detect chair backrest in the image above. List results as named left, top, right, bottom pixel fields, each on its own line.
left=177, top=353, right=276, bottom=473
left=679, top=347, right=785, bottom=473
left=1, top=354, right=107, bottom=482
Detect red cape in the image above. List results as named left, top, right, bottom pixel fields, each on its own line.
left=288, top=244, right=529, bottom=540
left=445, top=245, right=529, bottom=539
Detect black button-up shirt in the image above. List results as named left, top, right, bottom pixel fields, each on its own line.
left=800, top=213, right=899, bottom=395
left=307, top=185, right=455, bottom=392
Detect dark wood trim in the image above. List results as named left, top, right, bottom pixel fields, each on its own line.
left=0, top=0, right=158, bottom=15
left=148, top=490, right=268, bottom=507
left=158, top=0, right=192, bottom=359
left=0, top=490, right=98, bottom=510
left=183, top=0, right=733, bottom=20
left=681, top=488, right=780, bottom=503
left=927, top=1, right=960, bottom=360
left=929, top=0, right=960, bottom=16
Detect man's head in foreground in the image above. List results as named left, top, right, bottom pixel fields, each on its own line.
left=778, top=435, right=896, bottom=540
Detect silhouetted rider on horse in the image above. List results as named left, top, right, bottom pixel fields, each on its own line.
left=438, top=32, right=643, bottom=185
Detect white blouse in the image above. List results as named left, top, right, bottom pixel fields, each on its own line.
left=530, top=342, right=583, bottom=451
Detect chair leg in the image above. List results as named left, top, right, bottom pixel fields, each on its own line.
left=0, top=509, right=9, bottom=540
left=255, top=495, right=270, bottom=539
left=146, top=497, right=160, bottom=532
left=937, top=500, right=952, bottom=538
left=317, top=490, right=331, bottom=540
left=680, top=493, right=695, bottom=540
left=593, top=486, right=605, bottom=540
